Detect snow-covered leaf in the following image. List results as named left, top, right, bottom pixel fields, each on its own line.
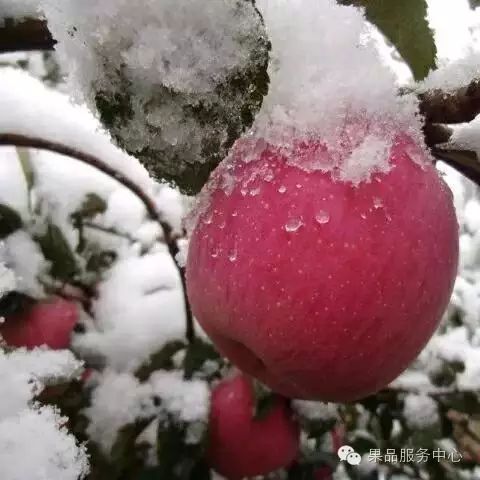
left=35, top=222, right=78, bottom=281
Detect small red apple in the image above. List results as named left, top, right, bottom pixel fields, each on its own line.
left=187, top=126, right=458, bottom=401
left=207, top=373, right=299, bottom=479
left=0, top=297, right=78, bottom=350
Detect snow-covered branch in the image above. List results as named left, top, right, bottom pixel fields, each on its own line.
left=419, top=79, right=480, bottom=125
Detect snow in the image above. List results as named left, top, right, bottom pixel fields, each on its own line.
left=250, top=0, right=422, bottom=184
left=0, top=0, right=39, bottom=19
left=403, top=393, right=439, bottom=429
left=73, top=251, right=185, bottom=372
left=0, top=260, right=16, bottom=297
left=149, top=370, right=210, bottom=423
left=428, top=0, right=480, bottom=62
left=0, top=348, right=88, bottom=480
left=1, top=231, right=47, bottom=297
left=293, top=400, right=338, bottom=421
left=420, top=0, right=480, bottom=92
left=0, top=407, right=89, bottom=480
left=420, top=51, right=480, bottom=93
left=0, top=68, right=153, bottom=193
left=85, top=369, right=209, bottom=453
left=40, top=0, right=426, bottom=188
left=85, top=370, right=152, bottom=452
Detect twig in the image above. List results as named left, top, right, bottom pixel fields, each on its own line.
left=419, top=79, right=480, bottom=125
left=423, top=123, right=453, bottom=149
left=0, top=18, right=55, bottom=53
left=0, top=133, right=195, bottom=344
left=433, top=148, right=480, bottom=187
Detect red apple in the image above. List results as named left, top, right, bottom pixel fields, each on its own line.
left=207, top=373, right=299, bottom=479
left=0, top=297, right=78, bottom=350
left=187, top=128, right=458, bottom=401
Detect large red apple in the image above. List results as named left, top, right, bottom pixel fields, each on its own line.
left=0, top=297, right=78, bottom=350
left=207, top=373, right=299, bottom=479
left=186, top=125, right=459, bottom=402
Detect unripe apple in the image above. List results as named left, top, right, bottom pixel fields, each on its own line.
left=0, top=297, right=78, bottom=350
left=207, top=373, right=299, bottom=479
left=186, top=128, right=459, bottom=402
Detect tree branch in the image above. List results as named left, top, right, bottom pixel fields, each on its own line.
left=433, top=148, right=480, bottom=187
left=0, top=133, right=195, bottom=344
left=0, top=18, right=55, bottom=53
left=419, top=79, right=480, bottom=125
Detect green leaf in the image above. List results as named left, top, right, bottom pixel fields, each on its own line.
left=469, top=0, right=480, bottom=9
left=183, top=338, right=221, bottom=380
left=85, top=250, right=117, bottom=272
left=94, top=1, right=270, bottom=195
left=0, top=204, right=23, bottom=239
left=72, top=193, right=107, bottom=221
left=252, top=379, right=278, bottom=420
left=35, top=223, right=79, bottom=281
left=135, top=340, right=186, bottom=381
left=156, top=418, right=209, bottom=479
left=378, top=404, right=393, bottom=441
left=338, top=0, right=436, bottom=80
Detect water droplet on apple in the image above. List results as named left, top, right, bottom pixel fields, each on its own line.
left=232, top=211, right=238, bottom=217
left=228, top=249, right=238, bottom=262
left=278, top=185, right=287, bottom=194
left=373, top=197, right=383, bottom=209
left=249, top=187, right=261, bottom=196
left=284, top=217, right=303, bottom=232
left=315, top=210, right=330, bottom=225
left=203, top=212, right=213, bottom=225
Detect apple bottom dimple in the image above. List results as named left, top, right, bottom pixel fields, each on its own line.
left=197, top=286, right=452, bottom=402
left=206, top=330, right=307, bottom=398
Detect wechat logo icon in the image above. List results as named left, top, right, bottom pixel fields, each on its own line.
left=338, top=445, right=361, bottom=466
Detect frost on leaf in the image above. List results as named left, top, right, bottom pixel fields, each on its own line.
left=41, top=0, right=270, bottom=194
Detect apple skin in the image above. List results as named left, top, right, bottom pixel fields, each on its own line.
left=0, top=298, right=78, bottom=350
left=186, top=132, right=459, bottom=402
left=207, top=373, right=299, bottom=479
